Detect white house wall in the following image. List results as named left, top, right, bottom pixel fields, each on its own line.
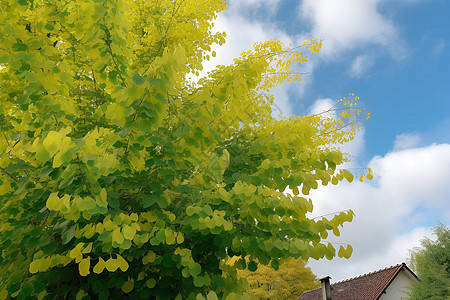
left=378, top=270, right=416, bottom=300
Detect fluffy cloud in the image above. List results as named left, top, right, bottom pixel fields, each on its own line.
left=227, top=0, right=282, bottom=11
left=432, top=38, right=445, bottom=56
left=393, top=133, right=421, bottom=151
left=306, top=143, right=450, bottom=281
left=349, top=54, right=375, bottom=77
left=308, top=98, right=335, bottom=115
left=298, top=0, right=405, bottom=59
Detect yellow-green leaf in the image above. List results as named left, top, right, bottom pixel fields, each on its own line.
left=123, top=225, right=136, bottom=240
left=29, top=259, right=42, bottom=274
left=76, top=290, right=86, bottom=300
left=0, top=289, right=8, bottom=300
left=82, top=243, right=92, bottom=254
left=342, top=169, right=354, bottom=183
left=46, top=193, right=60, bottom=211
left=302, top=184, right=310, bottom=195
left=122, top=279, right=134, bottom=293
left=345, top=245, right=353, bottom=258
left=116, top=254, right=129, bottom=272
left=338, top=245, right=345, bottom=258
left=177, top=233, right=184, bottom=244
left=105, top=258, right=119, bottom=272
left=112, top=228, right=124, bottom=244
left=0, top=180, right=11, bottom=196
left=207, top=291, right=219, bottom=300
left=146, top=278, right=156, bottom=288
left=332, top=227, right=340, bottom=236
left=70, top=243, right=85, bottom=259
left=142, top=251, right=156, bottom=265
left=93, top=257, right=106, bottom=274
left=138, top=272, right=146, bottom=281
left=79, top=257, right=90, bottom=276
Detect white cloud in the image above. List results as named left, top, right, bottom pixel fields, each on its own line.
left=306, top=143, right=450, bottom=281
left=205, top=14, right=292, bottom=69
left=298, top=0, right=404, bottom=59
left=432, top=38, right=445, bottom=56
left=349, top=54, right=375, bottom=77
left=393, top=133, right=421, bottom=150
left=227, top=0, right=282, bottom=11
left=308, top=98, right=335, bottom=115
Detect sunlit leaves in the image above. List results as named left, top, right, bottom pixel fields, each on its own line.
left=0, top=0, right=370, bottom=298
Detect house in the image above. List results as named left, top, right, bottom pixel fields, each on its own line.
left=298, top=263, right=420, bottom=300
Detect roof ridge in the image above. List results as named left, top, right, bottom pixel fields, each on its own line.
left=331, top=263, right=404, bottom=285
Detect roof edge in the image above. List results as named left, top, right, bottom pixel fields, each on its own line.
left=374, top=262, right=418, bottom=300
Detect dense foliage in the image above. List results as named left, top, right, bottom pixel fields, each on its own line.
left=408, top=222, right=450, bottom=300
left=237, top=258, right=319, bottom=300
left=0, top=0, right=369, bottom=299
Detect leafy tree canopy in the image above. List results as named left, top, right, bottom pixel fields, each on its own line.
left=0, top=0, right=369, bottom=299
left=237, top=258, right=319, bottom=300
left=408, top=222, right=450, bottom=300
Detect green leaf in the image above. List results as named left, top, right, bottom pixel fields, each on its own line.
left=62, top=225, right=76, bottom=245
left=194, top=276, right=204, bottom=287
left=77, top=196, right=96, bottom=211
left=271, top=259, right=280, bottom=271
left=190, top=263, right=201, bottom=277
left=248, top=261, right=258, bottom=272
left=146, top=278, right=156, bottom=288
left=207, top=291, right=219, bottom=300
left=132, top=73, right=146, bottom=85
left=98, top=290, right=110, bottom=300
left=44, top=23, right=54, bottom=31
left=140, top=194, right=157, bottom=208
left=38, top=168, right=53, bottom=177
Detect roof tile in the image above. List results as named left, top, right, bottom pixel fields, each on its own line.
left=298, top=263, right=412, bottom=300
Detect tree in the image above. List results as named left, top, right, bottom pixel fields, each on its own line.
left=408, top=222, right=450, bottom=300
left=238, top=258, right=319, bottom=300
left=0, top=0, right=369, bottom=299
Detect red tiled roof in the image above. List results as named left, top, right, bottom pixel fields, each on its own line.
left=298, top=263, right=418, bottom=300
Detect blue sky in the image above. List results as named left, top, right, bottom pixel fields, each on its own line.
left=205, top=0, right=450, bottom=282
